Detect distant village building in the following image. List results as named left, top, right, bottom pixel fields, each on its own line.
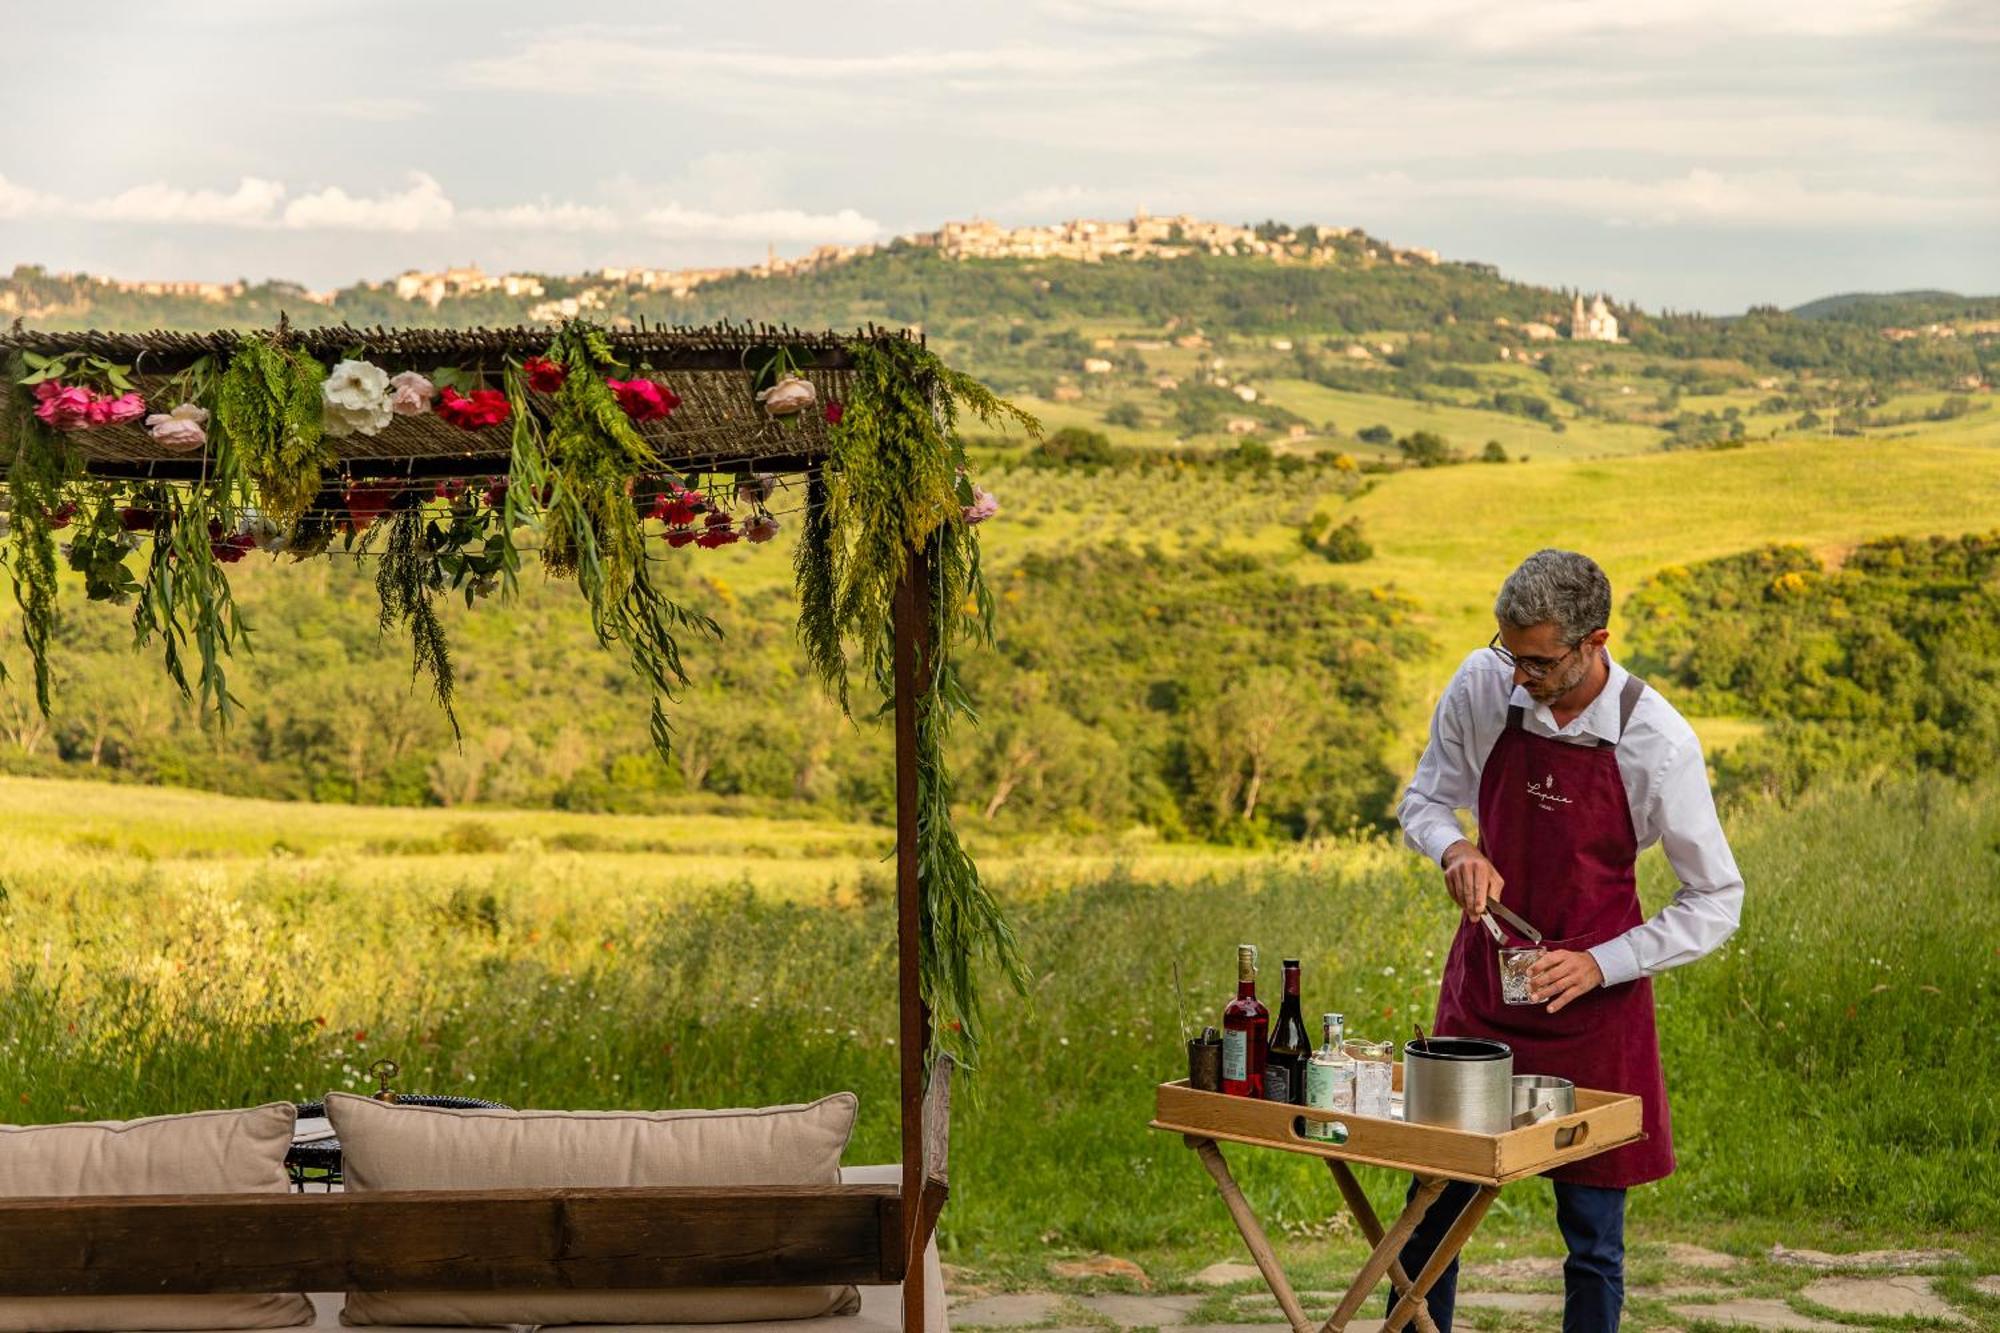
left=1233, top=385, right=1259, bottom=403
left=1082, top=357, right=1114, bottom=375
left=1570, top=294, right=1619, bottom=342
left=1520, top=322, right=1560, bottom=342
left=1225, top=417, right=1261, bottom=435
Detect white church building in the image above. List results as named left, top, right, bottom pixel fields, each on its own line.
left=1570, top=293, right=1620, bottom=342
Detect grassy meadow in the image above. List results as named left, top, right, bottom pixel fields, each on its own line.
left=2, top=774, right=1995, bottom=1275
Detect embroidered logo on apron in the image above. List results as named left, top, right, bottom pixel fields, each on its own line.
left=1527, top=772, right=1573, bottom=811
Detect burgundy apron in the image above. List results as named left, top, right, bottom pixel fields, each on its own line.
left=1433, top=672, right=1675, bottom=1189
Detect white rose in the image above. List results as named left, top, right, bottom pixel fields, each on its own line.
left=322, top=360, right=395, bottom=437
left=756, top=374, right=816, bottom=416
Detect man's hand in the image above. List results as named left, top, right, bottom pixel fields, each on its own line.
left=1440, top=840, right=1504, bottom=920
left=1527, top=950, right=1604, bottom=1014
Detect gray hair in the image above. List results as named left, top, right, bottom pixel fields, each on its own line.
left=1495, top=549, right=1611, bottom=644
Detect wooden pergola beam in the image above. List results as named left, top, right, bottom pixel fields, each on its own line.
left=893, top=542, right=938, bottom=1333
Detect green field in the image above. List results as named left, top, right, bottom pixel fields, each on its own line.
left=1301, top=431, right=2000, bottom=752
left=2, top=775, right=1994, bottom=1277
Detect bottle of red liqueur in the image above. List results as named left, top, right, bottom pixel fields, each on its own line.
left=1264, top=958, right=1310, bottom=1105
left=1221, top=943, right=1270, bottom=1098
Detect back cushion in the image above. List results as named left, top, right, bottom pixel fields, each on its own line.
left=327, top=1091, right=861, bottom=1327
left=0, top=1103, right=313, bottom=1332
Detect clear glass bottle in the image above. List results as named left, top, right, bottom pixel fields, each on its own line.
left=1303, top=1012, right=1356, bottom=1138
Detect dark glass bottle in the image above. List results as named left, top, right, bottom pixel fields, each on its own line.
left=1265, top=959, right=1310, bottom=1104
left=1221, top=944, right=1269, bottom=1098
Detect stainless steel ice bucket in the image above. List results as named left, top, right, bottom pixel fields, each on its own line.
left=1402, top=1036, right=1514, bottom=1134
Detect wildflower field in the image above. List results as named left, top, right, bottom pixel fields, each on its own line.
left=3, top=773, right=1992, bottom=1275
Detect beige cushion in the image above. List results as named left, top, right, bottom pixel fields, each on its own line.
left=327, top=1092, right=861, bottom=1327
left=0, top=1103, right=313, bottom=1332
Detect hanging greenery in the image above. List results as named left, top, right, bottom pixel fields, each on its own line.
left=212, top=333, right=328, bottom=526
left=1, top=362, right=69, bottom=713
left=792, top=336, right=1039, bottom=1065
left=537, top=322, right=718, bottom=755
left=1, top=319, right=1037, bottom=1073
left=375, top=500, right=457, bottom=736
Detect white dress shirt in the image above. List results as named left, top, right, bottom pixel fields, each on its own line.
left=1397, top=648, right=1744, bottom=988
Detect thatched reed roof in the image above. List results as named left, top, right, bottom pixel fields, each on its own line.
left=0, top=322, right=913, bottom=480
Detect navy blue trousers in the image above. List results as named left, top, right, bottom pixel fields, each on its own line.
left=1386, top=1177, right=1626, bottom=1333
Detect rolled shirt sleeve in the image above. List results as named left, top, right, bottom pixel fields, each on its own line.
left=1587, top=729, right=1745, bottom=988
left=1398, top=660, right=1482, bottom=866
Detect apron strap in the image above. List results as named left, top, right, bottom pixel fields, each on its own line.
left=1505, top=703, right=1525, bottom=732
left=1596, top=673, right=1648, bottom=747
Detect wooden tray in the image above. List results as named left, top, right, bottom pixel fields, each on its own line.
left=1150, top=1071, right=1643, bottom=1186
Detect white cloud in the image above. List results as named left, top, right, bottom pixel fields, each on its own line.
left=1344, top=167, right=2000, bottom=227
left=282, top=172, right=454, bottom=232
left=73, top=176, right=286, bottom=227
left=641, top=204, right=881, bottom=244
left=323, top=97, right=430, bottom=122
left=454, top=33, right=1177, bottom=97
left=0, top=174, right=62, bottom=220
left=1044, top=0, right=1947, bottom=46
left=462, top=199, right=621, bottom=232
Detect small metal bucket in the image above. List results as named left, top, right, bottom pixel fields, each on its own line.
left=1510, top=1074, right=1576, bottom=1127
left=1188, top=1031, right=1224, bottom=1092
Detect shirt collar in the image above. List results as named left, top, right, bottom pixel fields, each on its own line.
left=1508, top=650, right=1630, bottom=744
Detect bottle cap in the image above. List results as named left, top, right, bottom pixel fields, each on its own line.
left=1283, top=957, right=1300, bottom=968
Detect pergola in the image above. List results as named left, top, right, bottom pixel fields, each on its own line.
left=0, top=318, right=1032, bottom=1332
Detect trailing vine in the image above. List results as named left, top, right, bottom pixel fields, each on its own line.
left=212, top=333, right=328, bottom=526
left=3, top=371, right=69, bottom=713
left=132, top=486, right=247, bottom=721
left=538, top=323, right=718, bottom=754
left=794, top=335, right=1039, bottom=1066
left=376, top=500, right=457, bottom=735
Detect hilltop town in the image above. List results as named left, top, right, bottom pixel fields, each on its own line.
left=1, top=211, right=1453, bottom=326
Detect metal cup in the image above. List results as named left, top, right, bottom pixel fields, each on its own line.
left=1188, top=1033, right=1223, bottom=1092
left=1510, top=1074, right=1576, bottom=1127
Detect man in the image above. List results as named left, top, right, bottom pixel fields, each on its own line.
left=1394, top=549, right=1744, bottom=1333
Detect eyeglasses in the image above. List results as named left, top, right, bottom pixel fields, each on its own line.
left=1488, top=632, right=1587, bottom=681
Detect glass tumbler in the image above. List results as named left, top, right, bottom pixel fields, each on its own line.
left=1499, top=946, right=1545, bottom=1005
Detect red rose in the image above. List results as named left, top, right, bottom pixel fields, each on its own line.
left=824, top=399, right=844, bottom=425
left=48, top=501, right=77, bottom=530
left=343, top=480, right=404, bottom=530
left=482, top=477, right=509, bottom=508
left=434, top=478, right=466, bottom=501
left=523, top=356, right=566, bottom=393
left=606, top=377, right=680, bottom=423
left=210, top=532, right=256, bottom=563
left=437, top=387, right=512, bottom=430
left=118, top=506, right=157, bottom=532
left=664, top=527, right=697, bottom=548
left=695, top=513, right=740, bottom=548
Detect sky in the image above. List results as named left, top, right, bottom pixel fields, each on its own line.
left=1, top=0, right=1996, bottom=314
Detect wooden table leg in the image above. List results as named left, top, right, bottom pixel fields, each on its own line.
left=1185, top=1136, right=1313, bottom=1333
left=1319, top=1175, right=1445, bottom=1333
left=1322, top=1160, right=1439, bottom=1333
left=1381, top=1185, right=1499, bottom=1333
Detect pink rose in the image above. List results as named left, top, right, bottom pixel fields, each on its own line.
left=744, top=513, right=781, bottom=543
left=388, top=371, right=435, bottom=416
left=33, top=384, right=95, bottom=430
left=100, top=392, right=146, bottom=424
left=962, top=485, right=999, bottom=525
left=145, top=402, right=209, bottom=452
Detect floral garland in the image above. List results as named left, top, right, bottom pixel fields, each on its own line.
left=0, top=321, right=1029, bottom=1064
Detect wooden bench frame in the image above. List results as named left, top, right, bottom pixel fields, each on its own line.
left=0, top=551, right=954, bottom=1332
